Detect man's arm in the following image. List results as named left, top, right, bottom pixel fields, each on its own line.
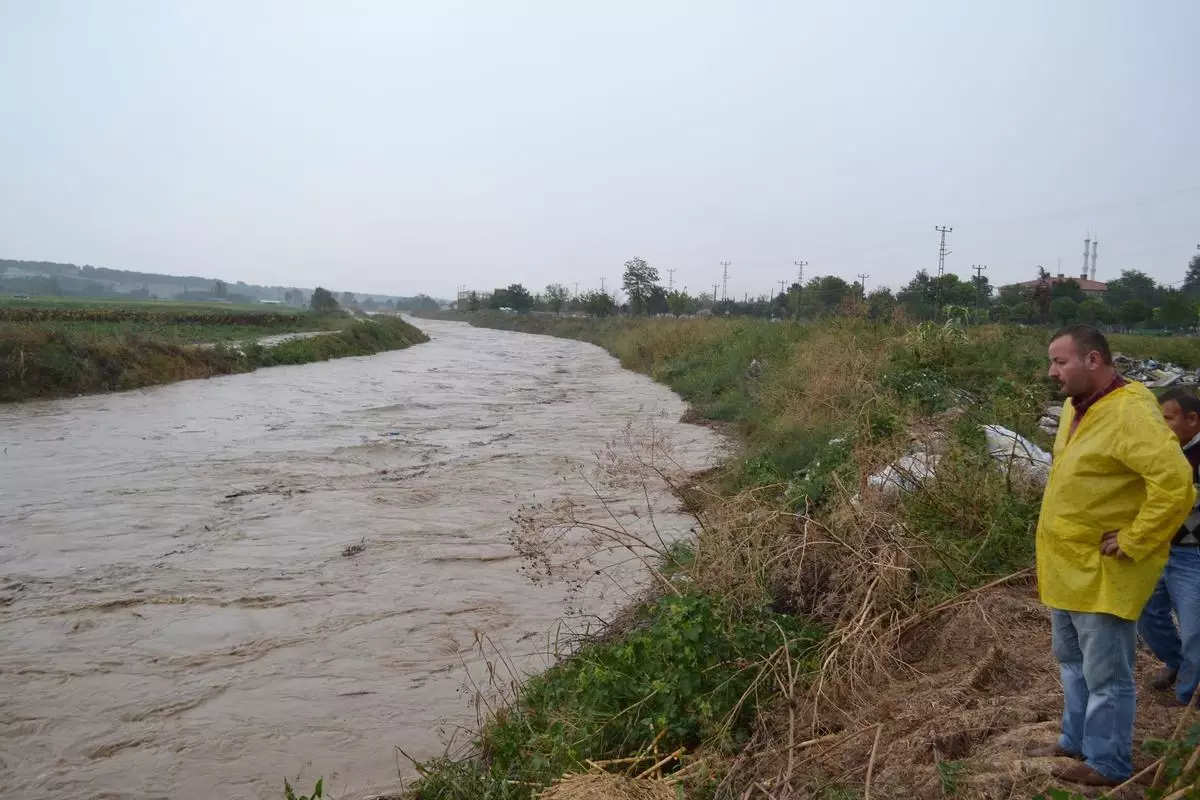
left=1115, top=403, right=1196, bottom=562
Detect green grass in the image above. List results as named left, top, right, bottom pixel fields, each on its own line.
left=0, top=318, right=332, bottom=345
left=396, top=314, right=1200, bottom=800
left=0, top=315, right=427, bottom=401
left=410, top=592, right=821, bottom=799
left=0, top=294, right=294, bottom=313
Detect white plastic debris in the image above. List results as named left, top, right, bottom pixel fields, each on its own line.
left=867, top=451, right=940, bottom=495
left=984, top=424, right=1052, bottom=486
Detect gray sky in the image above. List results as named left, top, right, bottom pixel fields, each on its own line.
left=2, top=1, right=1198, bottom=299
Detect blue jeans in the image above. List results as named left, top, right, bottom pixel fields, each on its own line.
left=1137, top=545, right=1200, bottom=704
left=1051, top=608, right=1137, bottom=782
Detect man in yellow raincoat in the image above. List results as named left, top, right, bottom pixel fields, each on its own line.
left=1033, top=326, right=1195, bottom=787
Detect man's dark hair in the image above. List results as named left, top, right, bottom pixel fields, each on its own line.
left=1051, top=325, right=1113, bottom=366
left=1160, top=387, right=1200, bottom=417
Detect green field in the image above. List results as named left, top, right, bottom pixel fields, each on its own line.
left=0, top=296, right=428, bottom=401
left=0, top=294, right=295, bottom=312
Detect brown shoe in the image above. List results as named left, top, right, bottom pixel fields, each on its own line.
left=1151, top=666, right=1179, bottom=692
left=1026, top=742, right=1084, bottom=760
left=1051, top=762, right=1120, bottom=787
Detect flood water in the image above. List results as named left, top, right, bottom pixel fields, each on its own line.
left=0, top=318, right=720, bottom=800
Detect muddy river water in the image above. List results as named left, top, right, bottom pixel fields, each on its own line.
left=0, top=318, right=721, bottom=800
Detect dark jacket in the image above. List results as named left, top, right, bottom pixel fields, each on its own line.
left=1175, top=433, right=1200, bottom=546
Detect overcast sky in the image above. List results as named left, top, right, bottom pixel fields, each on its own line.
left=2, top=1, right=1197, bottom=299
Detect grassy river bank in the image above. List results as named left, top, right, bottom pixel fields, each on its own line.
left=0, top=301, right=428, bottom=401
left=390, top=313, right=1200, bottom=800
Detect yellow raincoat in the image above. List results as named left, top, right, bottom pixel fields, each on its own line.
left=1037, top=381, right=1195, bottom=620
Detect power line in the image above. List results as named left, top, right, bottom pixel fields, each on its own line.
left=720, top=261, right=731, bottom=303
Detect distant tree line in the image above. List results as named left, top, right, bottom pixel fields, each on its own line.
left=460, top=252, right=1200, bottom=330
left=0, top=259, right=446, bottom=311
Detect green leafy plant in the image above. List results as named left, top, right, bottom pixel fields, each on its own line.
left=283, top=777, right=322, bottom=800
left=412, top=592, right=821, bottom=798
left=936, top=759, right=966, bottom=796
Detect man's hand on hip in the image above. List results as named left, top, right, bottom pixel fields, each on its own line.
left=1101, top=530, right=1132, bottom=560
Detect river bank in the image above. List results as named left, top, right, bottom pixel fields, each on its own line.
left=0, top=311, right=428, bottom=401
left=0, top=319, right=720, bottom=799
left=406, top=314, right=1200, bottom=799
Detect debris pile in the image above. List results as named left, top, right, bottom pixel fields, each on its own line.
left=1038, top=404, right=1062, bottom=436
left=868, top=421, right=1051, bottom=496
left=983, top=424, right=1052, bottom=485
left=1114, top=353, right=1200, bottom=388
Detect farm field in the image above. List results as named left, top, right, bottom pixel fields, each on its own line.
left=0, top=295, right=427, bottom=401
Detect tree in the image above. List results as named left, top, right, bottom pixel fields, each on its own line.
left=1185, top=253, right=1200, bottom=299
left=1050, top=297, right=1079, bottom=325
left=508, top=283, right=533, bottom=312
left=1010, top=301, right=1034, bottom=324
left=582, top=290, right=616, bottom=317
left=1051, top=278, right=1084, bottom=303
left=621, top=257, right=661, bottom=315
left=797, top=275, right=852, bottom=319
left=646, top=285, right=669, bottom=316
left=467, top=291, right=481, bottom=312
left=897, top=270, right=937, bottom=320
left=997, top=284, right=1032, bottom=307
left=970, top=274, right=994, bottom=310
left=1077, top=298, right=1107, bottom=326
left=1105, top=270, right=1161, bottom=310
left=1158, top=289, right=1196, bottom=330
left=310, top=286, right=340, bottom=313
left=490, top=283, right=534, bottom=312
left=667, top=290, right=692, bottom=317
left=1120, top=299, right=1150, bottom=327
left=544, top=284, right=570, bottom=315
left=866, top=288, right=896, bottom=320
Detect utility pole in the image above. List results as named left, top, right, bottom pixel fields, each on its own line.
left=856, top=273, right=869, bottom=299
left=972, top=264, right=988, bottom=313
left=600, top=277, right=606, bottom=294
left=712, top=283, right=719, bottom=308
left=666, top=268, right=676, bottom=292
left=933, top=225, right=953, bottom=318
left=778, top=279, right=787, bottom=296
left=934, top=226, right=953, bottom=278
left=573, top=282, right=580, bottom=298
left=794, top=260, right=807, bottom=286
left=720, top=261, right=731, bottom=303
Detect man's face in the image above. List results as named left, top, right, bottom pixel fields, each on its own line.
left=1160, top=400, right=1200, bottom=445
left=1048, top=336, right=1095, bottom=398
